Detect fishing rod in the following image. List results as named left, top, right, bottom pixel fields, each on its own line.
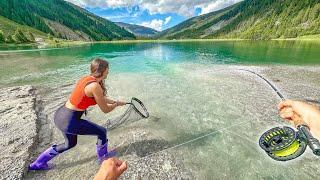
left=239, top=69, right=320, bottom=161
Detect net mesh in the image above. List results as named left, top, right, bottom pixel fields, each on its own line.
left=106, top=97, right=149, bottom=130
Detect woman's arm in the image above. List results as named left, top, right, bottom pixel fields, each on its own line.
left=104, top=96, right=116, bottom=104
left=88, top=82, right=117, bottom=113
left=104, top=97, right=127, bottom=106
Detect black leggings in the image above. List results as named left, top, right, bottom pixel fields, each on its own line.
left=53, top=105, right=107, bottom=153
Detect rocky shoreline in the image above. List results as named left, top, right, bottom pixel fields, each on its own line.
left=0, top=86, right=42, bottom=179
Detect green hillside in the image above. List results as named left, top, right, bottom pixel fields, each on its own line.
left=159, top=0, right=320, bottom=40
left=0, top=0, right=135, bottom=41
left=0, top=16, right=46, bottom=38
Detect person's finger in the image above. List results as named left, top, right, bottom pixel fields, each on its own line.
left=117, top=161, right=127, bottom=174
left=114, top=158, right=123, bottom=166
left=278, top=100, right=294, bottom=110
left=280, top=112, right=291, bottom=118
left=279, top=107, right=294, bottom=119
left=280, top=113, right=293, bottom=120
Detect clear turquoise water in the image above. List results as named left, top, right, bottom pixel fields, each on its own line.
left=2, top=41, right=320, bottom=179
left=1, top=41, right=320, bottom=88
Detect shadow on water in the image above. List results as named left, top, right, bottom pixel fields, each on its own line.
left=148, top=115, right=161, bottom=122
left=51, top=128, right=220, bottom=170
left=116, top=128, right=220, bottom=158
left=54, top=156, right=97, bottom=171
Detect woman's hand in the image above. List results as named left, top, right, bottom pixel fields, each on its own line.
left=278, top=100, right=320, bottom=140
left=94, top=158, right=127, bottom=180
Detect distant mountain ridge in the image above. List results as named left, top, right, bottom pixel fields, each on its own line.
left=159, top=0, right=320, bottom=40
left=0, top=0, right=135, bottom=41
left=115, top=22, right=159, bottom=37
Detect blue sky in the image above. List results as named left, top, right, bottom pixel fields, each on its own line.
left=66, top=0, right=242, bottom=31
left=85, top=6, right=185, bottom=31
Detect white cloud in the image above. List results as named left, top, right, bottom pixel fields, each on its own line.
left=199, top=0, right=242, bottom=15
left=105, top=0, right=137, bottom=7
left=140, top=19, right=164, bottom=31
left=66, top=0, right=242, bottom=17
left=66, top=0, right=104, bottom=7
left=66, top=0, right=138, bottom=8
left=164, top=16, right=171, bottom=25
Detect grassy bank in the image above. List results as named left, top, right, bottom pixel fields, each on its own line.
left=274, top=34, right=320, bottom=41
left=1, top=35, right=320, bottom=49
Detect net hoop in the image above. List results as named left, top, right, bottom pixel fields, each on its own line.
left=130, top=97, right=149, bottom=118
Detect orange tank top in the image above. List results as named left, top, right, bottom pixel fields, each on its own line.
left=69, top=76, right=97, bottom=110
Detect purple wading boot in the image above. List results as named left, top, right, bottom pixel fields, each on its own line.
left=96, top=141, right=117, bottom=163
left=29, top=146, right=59, bottom=170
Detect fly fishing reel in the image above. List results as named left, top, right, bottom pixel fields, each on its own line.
left=240, top=69, right=320, bottom=161
left=259, top=126, right=307, bottom=161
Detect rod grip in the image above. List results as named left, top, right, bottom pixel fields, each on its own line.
left=298, top=125, right=320, bottom=156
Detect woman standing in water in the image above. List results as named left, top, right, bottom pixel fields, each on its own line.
left=29, top=58, right=126, bottom=170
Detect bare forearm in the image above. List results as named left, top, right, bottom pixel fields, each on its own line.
left=102, top=103, right=117, bottom=113
left=104, top=96, right=116, bottom=104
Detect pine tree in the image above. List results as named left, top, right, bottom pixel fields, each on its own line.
left=13, top=29, right=29, bottom=43
left=28, top=31, right=35, bottom=42
left=6, top=34, right=15, bottom=43
left=47, top=33, right=53, bottom=40
left=57, top=32, right=62, bottom=38
left=0, top=30, right=5, bottom=43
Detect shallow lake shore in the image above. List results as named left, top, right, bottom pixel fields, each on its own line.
left=2, top=65, right=320, bottom=179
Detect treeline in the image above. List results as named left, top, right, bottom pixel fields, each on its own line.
left=160, top=0, right=320, bottom=40
left=0, top=29, right=35, bottom=44
left=211, top=0, right=320, bottom=39
left=0, top=0, right=135, bottom=41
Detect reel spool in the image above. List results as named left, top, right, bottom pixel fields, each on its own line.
left=259, top=126, right=307, bottom=161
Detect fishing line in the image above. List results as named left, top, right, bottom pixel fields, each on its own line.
left=135, top=120, right=251, bottom=160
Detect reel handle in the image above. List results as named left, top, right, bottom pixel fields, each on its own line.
left=297, top=125, right=320, bottom=156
